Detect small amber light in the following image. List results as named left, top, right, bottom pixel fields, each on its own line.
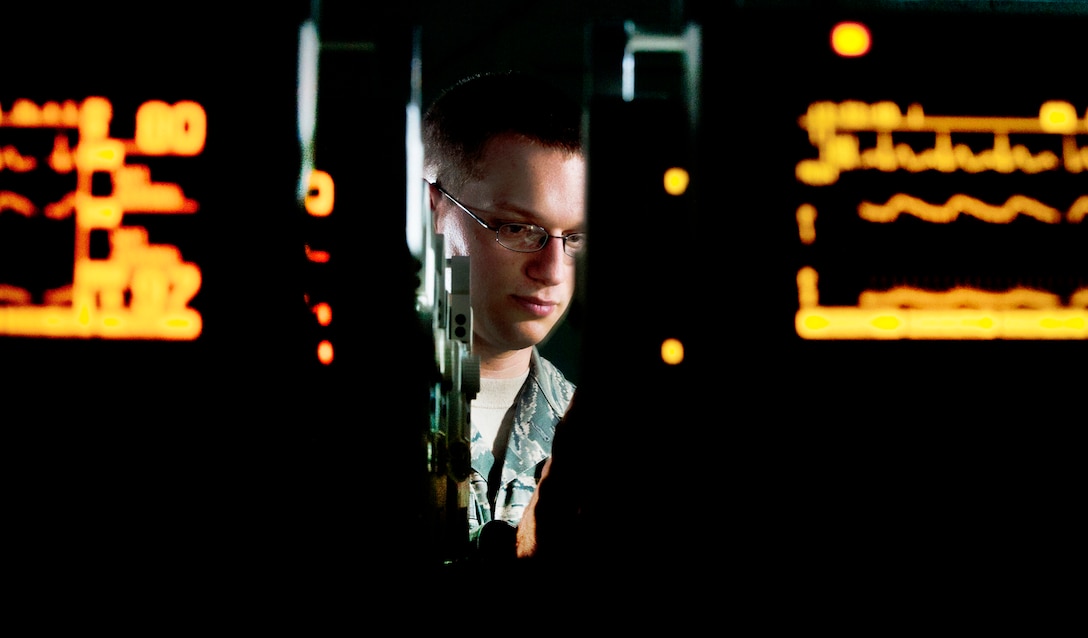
left=661, top=338, right=684, bottom=365
left=313, top=302, right=332, bottom=326
left=663, top=167, right=689, bottom=196
left=306, top=169, right=334, bottom=217
left=317, top=339, right=334, bottom=365
left=305, top=244, right=330, bottom=263
left=831, top=22, right=871, bottom=57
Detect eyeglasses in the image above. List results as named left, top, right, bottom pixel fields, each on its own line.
left=436, top=185, right=586, bottom=258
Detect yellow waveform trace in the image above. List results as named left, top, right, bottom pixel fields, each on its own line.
left=859, top=193, right=1063, bottom=224
left=802, top=100, right=1088, bottom=136
left=1, top=145, right=37, bottom=171
left=0, top=285, right=32, bottom=304
left=0, top=192, right=37, bottom=216
left=859, top=286, right=1061, bottom=309
left=44, top=193, right=76, bottom=220
left=796, top=268, right=1088, bottom=340
left=796, top=204, right=816, bottom=244
left=0, top=304, right=202, bottom=340
left=1069, top=197, right=1088, bottom=222
left=797, top=100, right=1088, bottom=184
left=797, top=266, right=819, bottom=307
left=0, top=99, right=80, bottom=127
left=1062, top=137, right=1087, bottom=173
left=43, top=285, right=71, bottom=305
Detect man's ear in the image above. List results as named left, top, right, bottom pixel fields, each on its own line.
left=427, top=182, right=443, bottom=233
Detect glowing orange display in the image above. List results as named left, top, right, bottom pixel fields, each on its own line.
left=0, top=97, right=204, bottom=339
left=794, top=101, right=1087, bottom=341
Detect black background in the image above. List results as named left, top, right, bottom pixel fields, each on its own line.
left=2, top=0, right=1086, bottom=619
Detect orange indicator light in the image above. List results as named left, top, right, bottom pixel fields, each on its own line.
left=317, top=339, right=334, bottom=365
left=831, top=22, right=871, bottom=57
left=304, top=244, right=330, bottom=263
left=661, top=338, right=684, bottom=365
left=305, top=169, right=334, bottom=216
left=663, top=167, right=689, bottom=195
left=313, top=302, right=332, bottom=326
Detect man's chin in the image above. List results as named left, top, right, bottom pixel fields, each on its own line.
left=510, top=323, right=555, bottom=350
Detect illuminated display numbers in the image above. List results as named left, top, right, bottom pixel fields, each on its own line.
left=134, top=100, right=206, bottom=155
left=0, top=98, right=204, bottom=340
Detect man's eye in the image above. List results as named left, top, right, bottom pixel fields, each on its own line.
left=500, top=224, right=536, bottom=236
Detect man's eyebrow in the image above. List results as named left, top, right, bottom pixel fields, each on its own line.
left=484, top=199, right=585, bottom=231
left=481, top=200, right=537, bottom=221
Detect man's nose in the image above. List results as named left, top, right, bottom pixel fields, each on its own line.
left=525, top=237, right=567, bottom=284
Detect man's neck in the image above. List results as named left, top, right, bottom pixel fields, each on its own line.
left=477, top=346, right=532, bottom=380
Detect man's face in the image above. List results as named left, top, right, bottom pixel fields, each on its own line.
left=434, top=134, right=586, bottom=360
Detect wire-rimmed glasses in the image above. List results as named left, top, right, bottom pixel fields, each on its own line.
left=435, top=185, right=586, bottom=258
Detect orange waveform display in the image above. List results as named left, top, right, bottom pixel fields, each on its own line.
left=858, top=193, right=1079, bottom=225
left=796, top=267, right=1087, bottom=339
left=794, top=100, right=1087, bottom=341
left=797, top=100, right=1088, bottom=186
left=0, top=97, right=204, bottom=339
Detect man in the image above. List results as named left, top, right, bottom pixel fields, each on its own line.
left=423, top=71, right=584, bottom=559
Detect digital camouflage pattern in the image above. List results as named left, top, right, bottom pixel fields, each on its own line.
left=467, top=347, right=575, bottom=542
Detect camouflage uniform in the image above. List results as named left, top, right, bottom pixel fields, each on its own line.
left=467, top=347, right=575, bottom=548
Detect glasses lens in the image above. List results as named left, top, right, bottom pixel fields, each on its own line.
left=563, top=233, right=586, bottom=257
left=497, top=224, right=547, bottom=252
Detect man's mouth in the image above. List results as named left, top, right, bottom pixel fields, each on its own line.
left=513, top=295, right=557, bottom=317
